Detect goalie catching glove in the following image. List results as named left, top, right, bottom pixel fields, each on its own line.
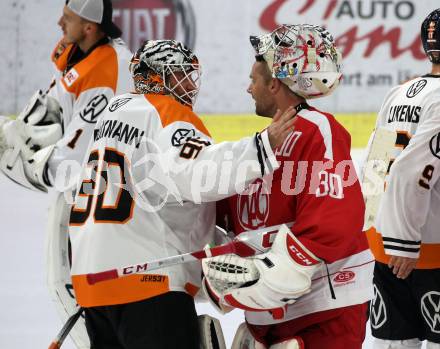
left=0, top=90, right=62, bottom=191
left=16, top=89, right=61, bottom=125
left=202, top=225, right=322, bottom=317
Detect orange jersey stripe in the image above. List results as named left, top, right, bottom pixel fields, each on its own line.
left=366, top=227, right=440, bottom=269
left=145, top=94, right=211, bottom=137
left=59, top=44, right=118, bottom=99
left=51, top=40, right=73, bottom=71
left=72, top=273, right=170, bottom=307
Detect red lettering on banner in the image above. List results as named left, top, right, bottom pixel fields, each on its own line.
left=298, top=0, right=316, bottom=15
left=259, top=0, right=424, bottom=60
left=259, top=0, right=287, bottom=32
left=323, top=0, right=338, bottom=20
left=336, top=26, right=424, bottom=59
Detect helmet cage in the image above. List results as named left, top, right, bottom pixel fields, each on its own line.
left=162, top=63, right=201, bottom=107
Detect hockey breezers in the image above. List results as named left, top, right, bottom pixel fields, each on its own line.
left=86, top=223, right=293, bottom=285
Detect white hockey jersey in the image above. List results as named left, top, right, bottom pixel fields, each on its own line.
left=46, top=38, right=133, bottom=188
left=366, top=75, right=440, bottom=268
left=69, top=93, right=278, bottom=307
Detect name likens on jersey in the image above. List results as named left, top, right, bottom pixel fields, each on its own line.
left=387, top=105, right=421, bottom=124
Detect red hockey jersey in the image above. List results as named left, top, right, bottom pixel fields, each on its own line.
left=219, top=106, right=374, bottom=324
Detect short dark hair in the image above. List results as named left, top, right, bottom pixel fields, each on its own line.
left=254, top=56, right=272, bottom=83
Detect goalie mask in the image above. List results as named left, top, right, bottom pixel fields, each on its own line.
left=250, top=24, right=342, bottom=99
left=421, top=9, right=440, bottom=64
left=129, top=39, right=201, bottom=107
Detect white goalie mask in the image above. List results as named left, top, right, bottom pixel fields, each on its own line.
left=250, top=24, right=342, bottom=99
left=129, top=39, right=201, bottom=107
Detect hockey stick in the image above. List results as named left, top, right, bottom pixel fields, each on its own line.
left=360, top=127, right=397, bottom=231
left=48, top=307, right=84, bottom=349
left=86, top=223, right=292, bottom=285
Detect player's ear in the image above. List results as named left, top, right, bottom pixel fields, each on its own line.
left=269, top=78, right=282, bottom=94
left=83, top=21, right=97, bottom=36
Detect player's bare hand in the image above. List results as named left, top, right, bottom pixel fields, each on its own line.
left=388, top=255, right=418, bottom=279
left=267, top=106, right=298, bottom=149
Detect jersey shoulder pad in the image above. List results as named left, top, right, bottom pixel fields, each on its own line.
left=144, top=94, right=211, bottom=137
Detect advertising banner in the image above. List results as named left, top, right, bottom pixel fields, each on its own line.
left=0, top=0, right=437, bottom=114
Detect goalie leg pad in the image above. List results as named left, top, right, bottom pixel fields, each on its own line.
left=198, top=314, right=226, bottom=349
left=231, top=322, right=265, bottom=349
left=46, top=193, right=90, bottom=349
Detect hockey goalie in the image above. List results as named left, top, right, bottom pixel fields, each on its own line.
left=203, top=24, right=375, bottom=349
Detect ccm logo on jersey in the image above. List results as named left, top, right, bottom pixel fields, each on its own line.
left=80, top=95, right=109, bottom=123
left=64, top=68, right=79, bottom=87
left=123, top=263, right=148, bottom=274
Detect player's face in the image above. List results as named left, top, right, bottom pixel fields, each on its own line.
left=58, top=6, right=87, bottom=45
left=167, top=69, right=200, bottom=106
left=247, top=62, right=277, bottom=118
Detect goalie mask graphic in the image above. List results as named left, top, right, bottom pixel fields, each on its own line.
left=421, top=8, right=440, bottom=64
left=250, top=24, right=342, bottom=99
left=129, top=40, right=201, bottom=107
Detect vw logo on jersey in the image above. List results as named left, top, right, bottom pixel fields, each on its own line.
left=237, top=178, right=271, bottom=230
left=80, top=95, right=108, bottom=123
left=370, top=284, right=387, bottom=329
left=171, top=128, right=196, bottom=146
left=421, top=291, right=440, bottom=334
left=430, top=133, right=440, bottom=159
left=406, top=79, right=427, bottom=98
left=109, top=97, right=132, bottom=112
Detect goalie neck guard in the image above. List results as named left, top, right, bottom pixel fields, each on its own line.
left=129, top=39, right=201, bottom=107
left=250, top=24, right=342, bottom=99
left=421, top=8, right=440, bottom=64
